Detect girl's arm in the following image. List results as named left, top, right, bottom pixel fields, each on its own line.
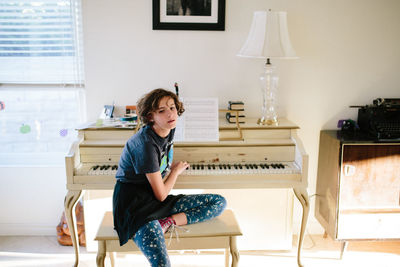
left=146, top=161, right=189, bottom=202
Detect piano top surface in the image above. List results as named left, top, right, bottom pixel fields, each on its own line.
left=77, top=117, right=299, bottom=131
left=80, top=138, right=296, bottom=147
left=78, top=117, right=299, bottom=147
left=219, top=117, right=299, bottom=129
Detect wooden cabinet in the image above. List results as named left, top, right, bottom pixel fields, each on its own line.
left=315, top=130, right=400, bottom=240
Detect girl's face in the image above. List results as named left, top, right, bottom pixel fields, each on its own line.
left=150, top=96, right=178, bottom=137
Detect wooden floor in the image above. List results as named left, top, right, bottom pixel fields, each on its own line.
left=0, top=235, right=399, bottom=266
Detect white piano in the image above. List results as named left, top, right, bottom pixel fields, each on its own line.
left=65, top=117, right=309, bottom=267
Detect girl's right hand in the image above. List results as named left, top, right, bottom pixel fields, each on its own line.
left=170, top=161, right=190, bottom=175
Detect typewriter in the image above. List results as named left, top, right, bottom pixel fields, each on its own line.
left=356, top=98, right=400, bottom=140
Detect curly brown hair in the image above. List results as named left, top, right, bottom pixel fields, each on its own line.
left=137, top=88, right=185, bottom=125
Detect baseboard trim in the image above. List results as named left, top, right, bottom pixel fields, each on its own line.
left=0, top=223, right=55, bottom=236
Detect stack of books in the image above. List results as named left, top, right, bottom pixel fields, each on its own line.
left=226, top=101, right=245, bottom=123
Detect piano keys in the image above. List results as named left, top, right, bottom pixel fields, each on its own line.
left=81, top=161, right=298, bottom=176
left=64, top=117, right=309, bottom=267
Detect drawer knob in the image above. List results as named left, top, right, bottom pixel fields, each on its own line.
left=344, top=164, right=356, bottom=176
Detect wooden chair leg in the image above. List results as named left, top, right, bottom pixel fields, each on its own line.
left=340, top=241, right=348, bottom=260
left=96, top=241, right=106, bottom=267
left=230, top=236, right=239, bottom=267
left=108, top=251, right=116, bottom=267
left=225, top=248, right=230, bottom=267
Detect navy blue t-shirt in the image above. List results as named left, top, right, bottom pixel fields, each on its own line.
left=116, top=125, right=175, bottom=183
left=113, top=125, right=182, bottom=246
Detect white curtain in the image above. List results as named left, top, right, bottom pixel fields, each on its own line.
left=0, top=0, right=85, bottom=166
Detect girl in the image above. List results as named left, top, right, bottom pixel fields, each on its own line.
left=113, top=88, right=226, bottom=267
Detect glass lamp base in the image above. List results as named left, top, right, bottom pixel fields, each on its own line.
left=257, top=117, right=278, bottom=126
left=259, top=60, right=279, bottom=127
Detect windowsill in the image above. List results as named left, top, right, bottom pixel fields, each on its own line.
left=0, top=153, right=66, bottom=167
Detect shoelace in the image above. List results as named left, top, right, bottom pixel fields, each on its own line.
left=165, top=223, right=189, bottom=246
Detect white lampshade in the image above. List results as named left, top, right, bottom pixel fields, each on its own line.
left=237, top=10, right=297, bottom=59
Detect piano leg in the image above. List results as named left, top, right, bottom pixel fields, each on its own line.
left=293, top=187, right=310, bottom=267
left=64, top=189, right=84, bottom=267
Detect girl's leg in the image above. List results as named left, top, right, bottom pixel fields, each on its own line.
left=171, top=194, right=227, bottom=225
left=133, top=220, right=170, bottom=267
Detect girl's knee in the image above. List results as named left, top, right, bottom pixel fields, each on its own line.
left=216, top=194, right=226, bottom=205
left=212, top=194, right=227, bottom=214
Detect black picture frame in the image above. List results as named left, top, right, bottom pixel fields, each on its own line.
left=153, top=0, right=225, bottom=31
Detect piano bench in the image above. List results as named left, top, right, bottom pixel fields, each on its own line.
left=95, top=209, right=242, bottom=267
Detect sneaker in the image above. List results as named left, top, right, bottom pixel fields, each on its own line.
left=158, top=216, right=175, bottom=234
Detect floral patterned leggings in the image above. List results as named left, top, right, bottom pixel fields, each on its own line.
left=133, top=194, right=227, bottom=267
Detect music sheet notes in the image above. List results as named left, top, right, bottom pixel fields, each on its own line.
left=174, top=97, right=219, bottom=142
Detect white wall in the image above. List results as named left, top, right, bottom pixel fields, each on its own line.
left=1, top=0, right=399, bottom=237
left=0, top=166, right=67, bottom=235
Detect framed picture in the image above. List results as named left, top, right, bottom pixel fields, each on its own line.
left=153, top=0, right=225, bottom=31
left=100, top=105, right=114, bottom=119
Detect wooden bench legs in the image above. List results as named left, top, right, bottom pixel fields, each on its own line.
left=96, top=241, right=240, bottom=267
left=230, top=236, right=239, bottom=267
left=96, top=240, right=106, bottom=267
left=96, top=241, right=116, bottom=267
left=96, top=238, right=239, bottom=267
left=95, top=210, right=242, bottom=267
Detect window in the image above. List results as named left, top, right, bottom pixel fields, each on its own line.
left=0, top=0, right=85, bottom=166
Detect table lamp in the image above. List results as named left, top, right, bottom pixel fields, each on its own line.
left=237, top=10, right=297, bottom=125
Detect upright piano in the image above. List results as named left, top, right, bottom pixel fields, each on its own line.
left=65, top=117, right=309, bottom=267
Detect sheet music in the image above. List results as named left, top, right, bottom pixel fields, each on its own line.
left=174, top=97, right=219, bottom=142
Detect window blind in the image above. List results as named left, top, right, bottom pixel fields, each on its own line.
left=0, top=0, right=84, bottom=84
left=0, top=0, right=85, bottom=166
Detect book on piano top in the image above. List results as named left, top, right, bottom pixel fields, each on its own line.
left=228, top=101, right=244, bottom=110
left=226, top=113, right=245, bottom=123
left=226, top=110, right=245, bottom=116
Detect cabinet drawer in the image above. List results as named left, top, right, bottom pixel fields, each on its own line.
left=337, top=212, right=400, bottom=240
